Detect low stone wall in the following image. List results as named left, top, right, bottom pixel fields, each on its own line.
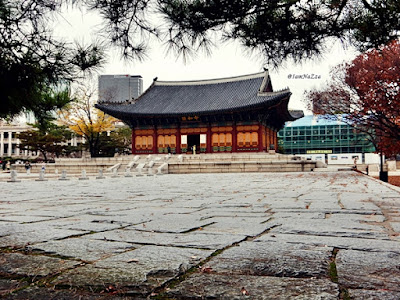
left=13, top=162, right=116, bottom=175
left=168, top=160, right=316, bottom=174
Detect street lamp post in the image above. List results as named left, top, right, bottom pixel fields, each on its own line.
left=379, top=152, right=388, bottom=182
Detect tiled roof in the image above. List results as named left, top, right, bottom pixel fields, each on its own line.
left=96, top=71, right=296, bottom=118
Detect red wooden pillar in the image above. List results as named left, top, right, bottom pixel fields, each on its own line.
left=152, top=126, right=157, bottom=154
left=258, top=123, right=263, bottom=152
left=131, top=128, right=136, bottom=154
left=206, top=125, right=212, bottom=153
left=176, top=126, right=181, bottom=154
left=232, top=122, right=237, bottom=152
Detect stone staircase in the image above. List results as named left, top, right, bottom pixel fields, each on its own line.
left=167, top=153, right=316, bottom=173
left=9, top=153, right=317, bottom=179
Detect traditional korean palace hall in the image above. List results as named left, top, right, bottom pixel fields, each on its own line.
left=96, top=70, right=303, bottom=155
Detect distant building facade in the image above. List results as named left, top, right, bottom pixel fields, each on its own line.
left=98, top=75, right=143, bottom=103
left=0, top=123, right=30, bottom=157
left=278, top=115, right=375, bottom=155
left=0, top=121, right=82, bottom=159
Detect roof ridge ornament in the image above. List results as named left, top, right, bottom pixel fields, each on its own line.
left=258, top=69, right=272, bottom=93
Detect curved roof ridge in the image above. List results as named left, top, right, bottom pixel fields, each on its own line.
left=154, top=71, right=266, bottom=86
left=258, top=87, right=290, bottom=96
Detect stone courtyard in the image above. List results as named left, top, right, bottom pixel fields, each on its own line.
left=0, top=171, right=400, bottom=299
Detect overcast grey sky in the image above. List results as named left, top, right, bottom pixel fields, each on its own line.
left=54, top=6, right=359, bottom=113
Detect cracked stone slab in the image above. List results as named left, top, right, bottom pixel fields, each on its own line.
left=86, top=213, right=152, bottom=226
left=270, top=215, right=388, bottom=239
left=390, top=221, right=400, bottom=233
left=217, top=199, right=273, bottom=209
left=272, top=208, right=383, bottom=215
left=2, top=286, right=132, bottom=300
left=326, top=212, right=386, bottom=223
left=2, top=171, right=400, bottom=298
left=339, top=194, right=382, bottom=211
left=0, top=279, right=26, bottom=297
left=256, top=233, right=400, bottom=254
left=0, top=215, right=57, bottom=223
left=297, top=193, right=343, bottom=210
left=128, top=214, right=214, bottom=233
left=336, top=250, right=400, bottom=291
left=199, top=216, right=273, bottom=236
left=29, top=238, right=135, bottom=262
left=165, top=273, right=339, bottom=299
left=55, top=245, right=213, bottom=295
left=165, top=198, right=228, bottom=209
left=272, top=211, right=326, bottom=221
left=348, top=289, right=400, bottom=300
left=202, top=204, right=271, bottom=215
left=86, top=229, right=246, bottom=250
left=262, top=191, right=306, bottom=200
left=0, top=228, right=88, bottom=248
left=260, top=200, right=310, bottom=210
left=198, top=210, right=271, bottom=219
left=206, top=240, right=333, bottom=278
left=0, top=252, right=80, bottom=277
left=38, top=215, right=130, bottom=232
left=0, top=223, right=29, bottom=237
left=89, top=204, right=198, bottom=215
left=297, top=191, right=340, bottom=200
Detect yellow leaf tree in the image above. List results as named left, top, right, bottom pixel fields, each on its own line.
left=59, top=85, right=118, bottom=157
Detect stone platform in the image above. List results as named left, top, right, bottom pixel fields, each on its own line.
left=10, top=153, right=317, bottom=180
left=0, top=172, right=399, bottom=299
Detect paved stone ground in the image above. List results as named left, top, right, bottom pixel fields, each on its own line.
left=0, top=172, right=400, bottom=299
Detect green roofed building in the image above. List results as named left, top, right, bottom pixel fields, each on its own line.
left=278, top=115, right=376, bottom=155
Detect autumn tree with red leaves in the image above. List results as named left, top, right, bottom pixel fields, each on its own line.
left=305, top=40, right=400, bottom=156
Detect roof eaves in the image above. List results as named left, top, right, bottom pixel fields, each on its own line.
left=288, top=110, right=305, bottom=121
left=257, top=88, right=290, bottom=97
left=100, top=92, right=290, bottom=119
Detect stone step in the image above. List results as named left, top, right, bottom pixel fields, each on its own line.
left=168, top=161, right=316, bottom=174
